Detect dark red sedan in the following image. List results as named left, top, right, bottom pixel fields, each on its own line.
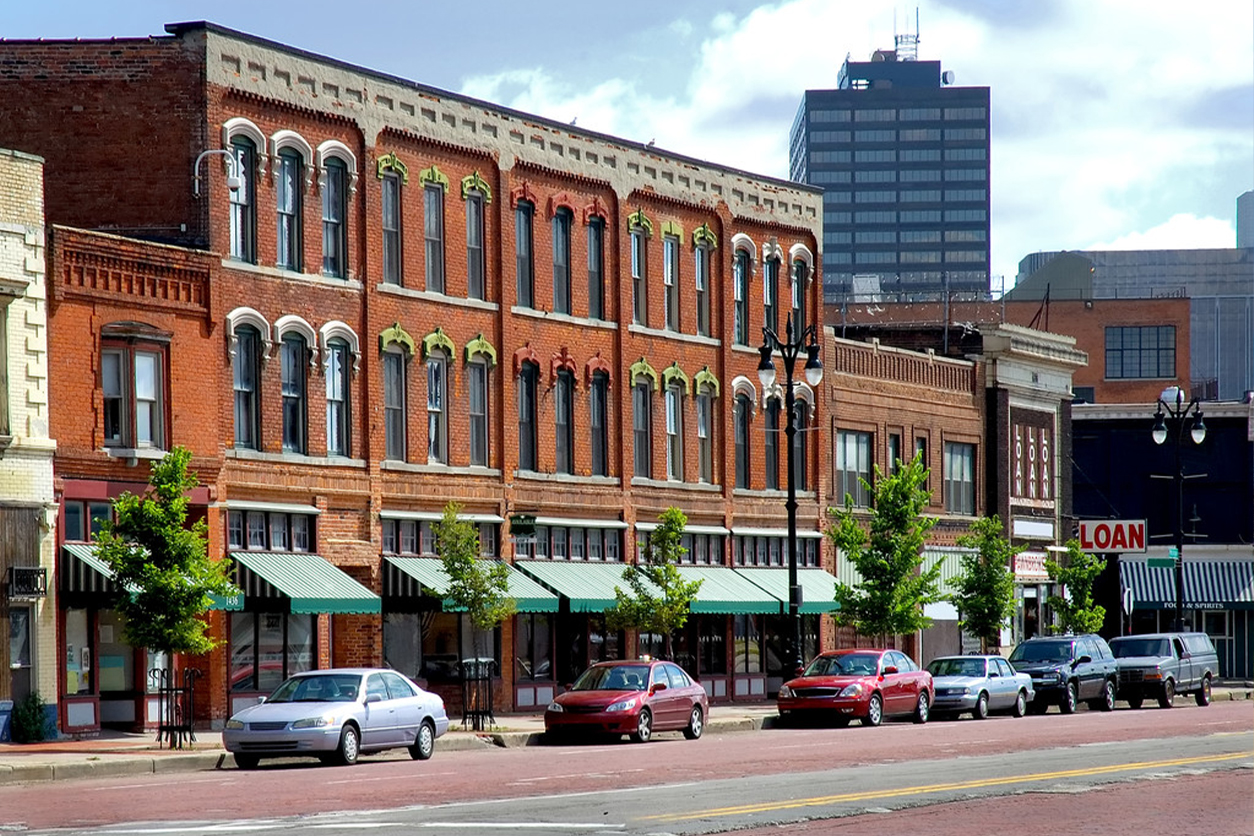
left=545, top=659, right=709, bottom=743
left=777, top=648, right=933, bottom=727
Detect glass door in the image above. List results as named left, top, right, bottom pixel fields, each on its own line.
left=8, top=606, right=32, bottom=703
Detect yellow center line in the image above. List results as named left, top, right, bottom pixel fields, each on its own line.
left=644, top=750, right=1254, bottom=822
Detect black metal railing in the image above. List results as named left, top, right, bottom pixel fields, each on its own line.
left=148, top=667, right=199, bottom=749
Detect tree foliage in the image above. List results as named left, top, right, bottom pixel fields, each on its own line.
left=435, top=501, right=516, bottom=642
left=950, top=515, right=1020, bottom=652
left=827, top=453, right=942, bottom=642
left=1045, top=540, right=1107, bottom=635
left=94, top=447, right=237, bottom=656
left=607, top=507, right=703, bottom=659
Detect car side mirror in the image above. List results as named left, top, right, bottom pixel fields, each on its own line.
left=794, top=665, right=806, bottom=678
left=255, top=696, right=266, bottom=705
left=1073, top=655, right=1092, bottom=667
left=882, top=665, right=898, bottom=675
left=650, top=682, right=667, bottom=694
left=564, top=683, right=574, bottom=692
left=366, top=693, right=383, bottom=704
left=989, top=671, right=1000, bottom=678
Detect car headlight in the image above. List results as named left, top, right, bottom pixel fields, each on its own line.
left=838, top=683, right=864, bottom=698
left=546, top=701, right=564, bottom=712
left=291, top=716, right=333, bottom=729
left=605, top=698, right=637, bottom=712
left=778, top=685, right=794, bottom=699
left=225, top=719, right=245, bottom=730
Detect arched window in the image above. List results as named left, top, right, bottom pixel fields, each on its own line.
left=275, top=149, right=302, bottom=271
left=555, top=368, right=575, bottom=474
left=322, top=157, right=348, bottom=278
left=764, top=257, right=780, bottom=337
left=695, top=383, right=714, bottom=484
left=632, top=376, right=653, bottom=478
left=587, top=217, right=605, bottom=320
left=590, top=370, right=609, bottom=476
left=426, top=351, right=447, bottom=463
left=233, top=325, right=262, bottom=449
left=552, top=208, right=572, bottom=315
left=425, top=183, right=445, bottom=293
left=792, top=258, right=809, bottom=331
left=663, top=233, right=680, bottom=331
left=381, top=170, right=402, bottom=285
left=734, top=393, right=752, bottom=489
left=325, top=339, right=351, bottom=456
left=517, top=362, right=539, bottom=470
left=694, top=243, right=711, bottom=337
left=280, top=333, right=308, bottom=454
left=229, top=137, right=258, bottom=263
left=733, top=249, right=751, bottom=346
left=466, top=190, right=486, bottom=300
left=516, top=201, right=535, bottom=308
left=382, top=348, right=407, bottom=461
left=631, top=225, right=648, bottom=325
left=764, top=396, right=781, bottom=490
left=793, top=400, right=810, bottom=490
left=468, top=357, right=490, bottom=466
left=665, top=381, right=684, bottom=481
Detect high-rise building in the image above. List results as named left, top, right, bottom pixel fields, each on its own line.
left=790, top=39, right=991, bottom=303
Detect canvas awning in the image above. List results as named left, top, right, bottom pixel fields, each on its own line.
left=733, top=567, right=842, bottom=614
left=1120, top=559, right=1254, bottom=610
left=383, top=557, right=558, bottom=613
left=230, top=552, right=380, bottom=614
left=61, top=543, right=121, bottom=596
left=515, top=561, right=659, bottom=613
left=676, top=565, right=783, bottom=615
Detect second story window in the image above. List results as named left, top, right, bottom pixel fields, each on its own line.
left=468, top=360, right=490, bottom=467
left=665, top=383, right=683, bottom=481
left=229, top=138, right=257, bottom=263
left=696, top=387, right=713, bottom=483
left=733, top=249, right=750, bottom=345
left=695, top=245, right=710, bottom=337
left=516, top=201, right=534, bottom=308
left=734, top=393, right=751, bottom=489
left=663, top=235, right=680, bottom=331
left=383, top=350, right=406, bottom=461
left=101, top=340, right=165, bottom=450
left=280, top=334, right=307, bottom=454
left=228, top=510, right=314, bottom=552
left=944, top=441, right=975, bottom=515
left=424, top=184, right=445, bottom=293
left=382, top=173, right=402, bottom=285
left=321, top=158, right=347, bottom=278
left=466, top=192, right=485, bottom=300
left=552, top=208, right=572, bottom=315
left=517, top=362, right=538, bottom=471
left=325, top=339, right=351, bottom=457
left=555, top=369, right=575, bottom=474
left=275, top=150, right=302, bottom=271
left=588, top=217, right=605, bottom=320
left=836, top=430, right=872, bottom=507
left=590, top=371, right=609, bottom=476
left=633, top=377, right=652, bottom=478
left=631, top=228, right=648, bottom=325
left=233, top=325, right=261, bottom=450
left=426, top=353, right=447, bottom=463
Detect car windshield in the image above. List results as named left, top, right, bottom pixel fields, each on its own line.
left=928, top=658, right=987, bottom=677
left=804, top=653, right=880, bottom=677
left=1111, top=638, right=1170, bottom=657
left=266, top=674, right=362, bottom=703
left=571, top=664, right=650, bottom=691
left=1009, top=641, right=1073, bottom=663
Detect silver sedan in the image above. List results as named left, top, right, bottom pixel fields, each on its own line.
left=222, top=667, right=450, bottom=769
left=927, top=655, right=1035, bottom=719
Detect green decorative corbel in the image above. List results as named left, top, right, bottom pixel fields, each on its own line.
left=627, top=208, right=653, bottom=236
left=463, top=333, right=497, bottom=366
left=661, top=362, right=690, bottom=395
left=419, top=164, right=450, bottom=191
left=692, top=223, right=719, bottom=249
left=422, top=327, right=456, bottom=360
left=461, top=171, right=493, bottom=203
left=694, top=366, right=721, bottom=397
left=376, top=152, right=408, bottom=183
left=661, top=220, right=684, bottom=240
left=629, top=357, right=658, bottom=388
left=379, top=322, right=416, bottom=356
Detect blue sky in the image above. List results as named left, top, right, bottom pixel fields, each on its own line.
left=5, top=0, right=1252, bottom=287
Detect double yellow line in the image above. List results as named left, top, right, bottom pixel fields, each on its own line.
left=645, top=750, right=1254, bottom=822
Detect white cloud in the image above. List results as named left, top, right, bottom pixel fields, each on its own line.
left=1088, top=214, right=1237, bottom=251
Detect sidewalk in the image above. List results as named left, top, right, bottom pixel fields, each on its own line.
left=2, top=687, right=1249, bottom=786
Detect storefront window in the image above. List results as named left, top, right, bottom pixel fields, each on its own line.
left=229, top=612, right=256, bottom=691
left=383, top=612, right=422, bottom=680
left=734, top=614, right=762, bottom=673
left=229, top=612, right=315, bottom=692
left=514, top=614, right=554, bottom=681
left=98, top=610, right=133, bottom=692
left=65, top=608, right=92, bottom=694
left=419, top=611, right=501, bottom=683
left=699, top=616, right=728, bottom=675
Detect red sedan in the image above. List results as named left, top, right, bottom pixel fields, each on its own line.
left=545, top=659, right=709, bottom=743
left=777, top=648, right=933, bottom=727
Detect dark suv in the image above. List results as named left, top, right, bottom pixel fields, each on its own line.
left=1008, top=634, right=1118, bottom=714
left=1108, top=632, right=1218, bottom=709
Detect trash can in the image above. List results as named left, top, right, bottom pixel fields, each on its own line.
left=460, top=657, right=496, bottom=731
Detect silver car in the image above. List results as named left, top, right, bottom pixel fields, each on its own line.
left=222, top=668, right=450, bottom=769
left=927, top=655, right=1035, bottom=719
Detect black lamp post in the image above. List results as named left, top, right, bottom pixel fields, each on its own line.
left=759, top=313, right=823, bottom=674
left=1151, top=385, right=1206, bottom=631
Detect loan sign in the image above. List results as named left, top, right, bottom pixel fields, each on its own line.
left=1078, top=519, right=1146, bottom=553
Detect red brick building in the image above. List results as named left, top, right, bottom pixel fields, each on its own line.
left=2, top=22, right=841, bottom=730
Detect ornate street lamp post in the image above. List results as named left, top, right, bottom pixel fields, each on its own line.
left=1151, top=385, right=1206, bottom=631
left=759, top=313, right=823, bottom=674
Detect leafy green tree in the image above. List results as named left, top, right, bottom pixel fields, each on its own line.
left=95, top=446, right=237, bottom=659
left=827, top=453, right=942, bottom=643
left=435, top=501, right=517, bottom=660
left=950, top=515, right=1020, bottom=652
left=1045, top=540, right=1107, bottom=635
left=607, top=507, right=703, bottom=659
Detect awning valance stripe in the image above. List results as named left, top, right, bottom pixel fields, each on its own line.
left=676, top=566, right=783, bottom=615
left=61, top=543, right=118, bottom=596
left=382, top=557, right=558, bottom=613
left=231, top=552, right=380, bottom=614
left=1120, top=559, right=1254, bottom=610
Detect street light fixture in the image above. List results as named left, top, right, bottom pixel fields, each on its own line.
left=759, top=312, right=823, bottom=675
left=1150, top=385, right=1206, bottom=631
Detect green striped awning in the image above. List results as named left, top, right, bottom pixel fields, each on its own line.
left=384, top=557, right=558, bottom=613
left=516, top=561, right=659, bottom=612
left=61, top=543, right=120, bottom=595
left=676, top=565, right=783, bottom=615
left=734, top=567, right=842, bottom=614
left=231, top=552, right=380, bottom=614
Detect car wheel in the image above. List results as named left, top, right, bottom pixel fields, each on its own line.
left=913, top=691, right=930, bottom=724
left=1012, top=689, right=1028, bottom=718
left=630, top=709, right=653, bottom=743
left=233, top=753, right=260, bottom=770
left=683, top=706, right=704, bottom=740
left=1060, top=681, right=1078, bottom=714
left=1098, top=679, right=1116, bottom=712
left=973, top=692, right=989, bottom=720
left=334, top=724, right=360, bottom=765
left=409, top=720, right=435, bottom=760
left=1157, top=678, right=1175, bottom=709
left=864, top=693, right=883, bottom=727
left=1195, top=676, right=1212, bottom=707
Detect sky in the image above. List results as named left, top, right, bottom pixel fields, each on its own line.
left=5, top=1, right=1252, bottom=289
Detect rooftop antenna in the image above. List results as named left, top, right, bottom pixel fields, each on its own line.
left=895, top=7, right=920, bottom=61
